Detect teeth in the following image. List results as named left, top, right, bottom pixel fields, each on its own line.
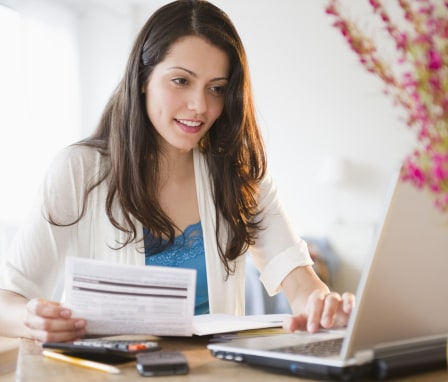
left=177, top=119, right=201, bottom=127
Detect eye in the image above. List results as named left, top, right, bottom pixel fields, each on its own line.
left=209, top=85, right=226, bottom=96
left=172, top=77, right=188, bottom=86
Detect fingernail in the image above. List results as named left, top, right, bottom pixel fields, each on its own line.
left=282, top=318, right=292, bottom=330
left=74, top=320, right=86, bottom=329
left=60, top=309, right=71, bottom=318
left=323, top=316, right=332, bottom=327
left=308, top=322, right=318, bottom=333
left=76, top=329, right=85, bottom=336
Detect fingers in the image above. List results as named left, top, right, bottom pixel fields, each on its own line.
left=282, top=314, right=307, bottom=332
left=286, top=290, right=355, bottom=334
left=341, top=292, right=355, bottom=314
left=27, top=298, right=70, bottom=319
left=307, top=290, right=342, bottom=332
left=25, top=298, right=86, bottom=343
left=330, top=292, right=355, bottom=328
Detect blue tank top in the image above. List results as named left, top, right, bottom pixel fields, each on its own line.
left=143, top=222, right=209, bottom=315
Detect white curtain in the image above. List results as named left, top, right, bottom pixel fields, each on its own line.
left=0, top=0, right=81, bottom=256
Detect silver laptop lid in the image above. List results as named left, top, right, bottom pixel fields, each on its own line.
left=341, top=171, right=448, bottom=359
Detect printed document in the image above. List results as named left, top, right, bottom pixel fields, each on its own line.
left=191, top=313, right=290, bottom=336
left=64, top=257, right=290, bottom=337
left=65, top=257, right=196, bottom=336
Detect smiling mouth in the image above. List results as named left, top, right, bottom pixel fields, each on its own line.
left=176, top=119, right=202, bottom=127
left=175, top=118, right=203, bottom=133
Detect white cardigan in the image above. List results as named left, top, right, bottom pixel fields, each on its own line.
left=1, top=145, right=312, bottom=315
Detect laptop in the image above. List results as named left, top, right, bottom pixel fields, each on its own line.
left=208, top=169, right=448, bottom=380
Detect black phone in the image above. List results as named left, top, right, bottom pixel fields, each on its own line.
left=136, top=351, right=189, bottom=376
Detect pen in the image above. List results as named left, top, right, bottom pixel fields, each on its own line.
left=42, top=350, right=121, bottom=374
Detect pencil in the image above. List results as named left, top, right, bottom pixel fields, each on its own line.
left=42, top=349, right=121, bottom=374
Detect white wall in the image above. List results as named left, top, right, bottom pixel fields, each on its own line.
left=77, top=2, right=134, bottom=135
left=3, top=0, right=418, bottom=293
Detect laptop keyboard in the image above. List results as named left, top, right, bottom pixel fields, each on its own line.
left=273, top=337, right=343, bottom=357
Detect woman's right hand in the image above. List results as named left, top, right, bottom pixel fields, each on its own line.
left=25, top=298, right=86, bottom=343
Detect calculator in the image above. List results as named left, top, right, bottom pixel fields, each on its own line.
left=42, top=339, right=160, bottom=362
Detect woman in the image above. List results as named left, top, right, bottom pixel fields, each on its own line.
left=0, top=0, right=354, bottom=343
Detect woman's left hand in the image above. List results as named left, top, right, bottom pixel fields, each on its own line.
left=284, top=290, right=355, bottom=333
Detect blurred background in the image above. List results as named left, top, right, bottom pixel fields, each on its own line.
left=0, top=0, right=416, bottom=293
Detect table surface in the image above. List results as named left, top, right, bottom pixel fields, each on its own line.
left=13, top=336, right=448, bottom=382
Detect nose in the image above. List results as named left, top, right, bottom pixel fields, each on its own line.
left=187, top=89, right=207, bottom=114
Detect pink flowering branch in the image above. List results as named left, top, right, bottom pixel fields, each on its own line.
left=326, top=0, right=448, bottom=213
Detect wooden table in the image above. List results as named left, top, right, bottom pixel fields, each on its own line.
left=14, top=336, right=448, bottom=382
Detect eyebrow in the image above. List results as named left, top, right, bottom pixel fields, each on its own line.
left=167, top=66, right=228, bottom=81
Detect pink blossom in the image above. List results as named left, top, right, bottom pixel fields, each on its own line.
left=394, top=32, right=408, bottom=51
left=401, top=72, right=417, bottom=88
left=402, top=159, right=426, bottom=188
left=326, top=0, right=448, bottom=214
left=368, top=0, right=380, bottom=10
left=427, top=49, right=442, bottom=70
left=432, top=153, right=448, bottom=181
left=429, top=75, right=441, bottom=91
left=325, top=1, right=338, bottom=16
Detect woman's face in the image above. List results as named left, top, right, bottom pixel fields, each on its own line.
left=144, top=36, right=229, bottom=153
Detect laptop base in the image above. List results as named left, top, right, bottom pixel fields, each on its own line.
left=373, top=337, right=447, bottom=380
left=210, top=349, right=372, bottom=381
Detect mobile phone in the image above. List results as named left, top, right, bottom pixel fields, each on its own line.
left=136, top=351, right=189, bottom=376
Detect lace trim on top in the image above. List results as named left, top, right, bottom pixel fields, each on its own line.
left=143, top=222, right=209, bottom=315
left=143, top=221, right=203, bottom=266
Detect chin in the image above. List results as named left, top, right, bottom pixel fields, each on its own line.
left=173, top=143, right=196, bottom=153
left=164, top=135, right=201, bottom=153
left=174, top=139, right=200, bottom=153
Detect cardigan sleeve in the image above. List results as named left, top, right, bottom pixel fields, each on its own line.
left=249, top=173, right=313, bottom=296
left=0, top=146, right=100, bottom=301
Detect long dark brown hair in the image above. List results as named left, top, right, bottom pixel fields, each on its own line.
left=63, top=0, right=266, bottom=275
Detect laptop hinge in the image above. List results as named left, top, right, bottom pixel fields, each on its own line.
left=354, top=349, right=374, bottom=364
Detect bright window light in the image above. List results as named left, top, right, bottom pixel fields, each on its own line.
left=0, top=3, right=81, bottom=251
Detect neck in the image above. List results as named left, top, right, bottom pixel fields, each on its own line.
left=158, top=145, right=195, bottom=184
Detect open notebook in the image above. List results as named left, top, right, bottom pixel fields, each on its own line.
left=208, top=170, right=448, bottom=380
